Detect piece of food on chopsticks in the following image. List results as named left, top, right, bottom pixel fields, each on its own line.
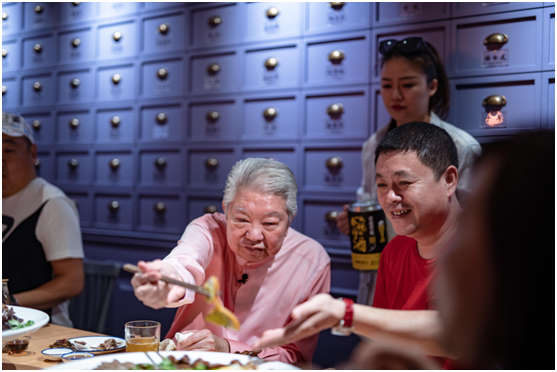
left=94, top=355, right=257, bottom=370
left=2, top=304, right=35, bottom=331
left=203, top=276, right=240, bottom=331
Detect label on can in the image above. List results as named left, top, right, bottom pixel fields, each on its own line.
left=348, top=207, right=388, bottom=270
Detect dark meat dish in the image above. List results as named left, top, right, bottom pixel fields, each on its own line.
left=49, top=339, right=77, bottom=351
left=95, top=355, right=257, bottom=370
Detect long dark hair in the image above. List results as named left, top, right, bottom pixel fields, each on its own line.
left=380, top=41, right=450, bottom=120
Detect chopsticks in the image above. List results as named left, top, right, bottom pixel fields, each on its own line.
left=123, top=264, right=211, bottom=297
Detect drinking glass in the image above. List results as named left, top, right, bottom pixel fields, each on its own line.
left=125, top=320, right=161, bottom=352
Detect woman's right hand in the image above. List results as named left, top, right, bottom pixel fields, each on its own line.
left=130, top=259, right=186, bottom=309
left=336, top=204, right=350, bottom=236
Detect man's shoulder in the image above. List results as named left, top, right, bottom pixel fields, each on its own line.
left=382, top=235, right=416, bottom=257
left=280, top=228, right=330, bottom=268
left=190, top=212, right=227, bottom=233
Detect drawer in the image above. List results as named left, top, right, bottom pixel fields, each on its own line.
left=138, top=195, right=183, bottom=234
left=188, top=150, right=238, bottom=189
left=304, top=88, right=370, bottom=140
left=305, top=33, right=370, bottom=87
left=139, top=150, right=182, bottom=187
left=22, top=74, right=55, bottom=107
left=189, top=51, right=241, bottom=94
left=373, top=2, right=449, bottom=27
left=58, top=69, right=94, bottom=104
left=57, top=110, right=93, bottom=144
left=59, top=2, right=95, bottom=25
left=142, top=2, right=185, bottom=11
left=142, top=12, right=186, bottom=54
left=242, top=95, right=299, bottom=140
left=244, top=2, right=303, bottom=42
left=99, top=2, right=137, bottom=17
left=371, top=21, right=449, bottom=82
left=543, top=7, right=555, bottom=71
left=140, top=105, right=184, bottom=142
left=451, top=2, right=543, bottom=18
left=449, top=73, right=542, bottom=136
left=187, top=197, right=223, bottom=222
left=26, top=112, right=55, bottom=145
left=542, top=72, right=555, bottom=129
left=141, top=58, right=185, bottom=98
left=191, top=4, right=240, bottom=48
left=306, top=2, right=371, bottom=35
left=303, top=201, right=350, bottom=247
left=304, top=148, right=362, bottom=191
left=450, top=9, right=543, bottom=77
left=23, top=2, right=58, bottom=31
left=331, top=260, right=360, bottom=292
left=2, top=39, right=20, bottom=73
left=242, top=148, right=298, bottom=180
left=95, top=152, right=134, bottom=186
left=56, top=152, right=92, bottom=184
left=2, top=3, right=22, bottom=36
left=243, top=43, right=301, bottom=91
left=189, top=99, right=239, bottom=141
left=35, top=152, right=54, bottom=182
left=97, top=64, right=136, bottom=101
left=1, top=77, right=19, bottom=109
left=93, top=194, right=133, bottom=230
left=59, top=27, right=95, bottom=65
left=63, top=192, right=91, bottom=227
left=98, top=20, right=137, bottom=60
left=97, top=108, right=135, bottom=143
left=23, top=34, right=55, bottom=70
left=371, top=84, right=392, bottom=132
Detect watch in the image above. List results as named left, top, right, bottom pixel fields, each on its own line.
left=331, top=297, right=355, bottom=336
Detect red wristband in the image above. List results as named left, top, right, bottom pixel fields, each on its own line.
left=340, top=297, right=354, bottom=328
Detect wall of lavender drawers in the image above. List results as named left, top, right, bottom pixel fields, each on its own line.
left=2, top=2, right=554, bottom=363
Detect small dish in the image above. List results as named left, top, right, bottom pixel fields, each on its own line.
left=41, top=348, right=74, bottom=361
left=61, top=351, right=95, bottom=363
left=6, top=339, right=29, bottom=355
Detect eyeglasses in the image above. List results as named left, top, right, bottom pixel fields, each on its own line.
left=378, top=37, right=438, bottom=77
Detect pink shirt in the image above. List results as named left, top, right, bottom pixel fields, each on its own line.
left=163, top=213, right=331, bottom=365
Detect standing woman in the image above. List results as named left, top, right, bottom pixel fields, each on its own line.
left=337, top=37, right=481, bottom=235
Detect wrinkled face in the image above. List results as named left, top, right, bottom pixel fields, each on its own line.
left=375, top=151, right=450, bottom=239
left=224, top=189, right=291, bottom=262
left=2, top=133, right=37, bottom=198
left=380, top=57, right=437, bottom=126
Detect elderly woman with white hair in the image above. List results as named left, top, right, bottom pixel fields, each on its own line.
left=131, top=158, right=331, bottom=365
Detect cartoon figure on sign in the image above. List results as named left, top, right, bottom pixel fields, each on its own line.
left=485, top=111, right=504, bottom=126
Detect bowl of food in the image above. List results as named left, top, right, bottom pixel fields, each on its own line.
left=42, top=348, right=74, bottom=361
left=2, top=305, right=49, bottom=343
left=61, top=352, right=95, bottom=363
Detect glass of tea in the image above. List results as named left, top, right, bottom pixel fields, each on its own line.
left=125, top=320, right=161, bottom=352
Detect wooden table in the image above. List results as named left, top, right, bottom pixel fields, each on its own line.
left=2, top=323, right=121, bottom=370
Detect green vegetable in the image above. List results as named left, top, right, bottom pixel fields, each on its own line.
left=7, top=319, right=35, bottom=329
left=160, top=358, right=177, bottom=370
left=193, top=363, right=208, bottom=370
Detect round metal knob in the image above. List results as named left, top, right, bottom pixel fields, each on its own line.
left=482, top=95, right=507, bottom=108
left=33, top=43, right=43, bottom=54
left=329, top=2, right=346, bottom=10
left=69, top=118, right=80, bottom=129
left=158, top=23, right=170, bottom=35
left=328, top=50, right=345, bottom=65
left=32, top=120, right=41, bottom=131
left=484, top=33, right=508, bottom=46
left=325, top=156, right=343, bottom=171
left=108, top=201, right=119, bottom=212
left=68, top=158, right=79, bottom=169
left=324, top=210, right=340, bottom=222
left=327, top=103, right=344, bottom=119
left=266, top=7, right=280, bottom=19
left=109, top=158, right=120, bottom=170
left=263, top=107, right=278, bottom=122
left=33, top=81, right=42, bottom=92
left=2, top=12, right=8, bottom=20
left=34, top=5, right=43, bottom=14
left=155, top=157, right=167, bottom=169
left=110, top=116, right=121, bottom=128
left=156, top=113, right=167, bottom=125
left=72, top=2, right=81, bottom=5
left=35, top=158, right=41, bottom=168
left=70, top=78, right=80, bottom=89
left=208, top=15, right=222, bottom=28
left=71, top=38, right=81, bottom=48
left=264, top=57, right=279, bottom=71
left=157, top=68, right=168, bottom=80
left=112, top=73, right=121, bottom=85
left=154, top=202, right=166, bottom=214
left=2, top=49, right=7, bottom=58
left=207, top=63, right=221, bottom=76
left=204, top=205, right=218, bottom=214
left=113, top=31, right=122, bottom=42
left=2, top=86, right=6, bottom=95
left=206, top=111, right=220, bottom=123
left=205, top=157, right=219, bottom=169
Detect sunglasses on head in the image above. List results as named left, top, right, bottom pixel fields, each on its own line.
left=379, top=37, right=438, bottom=77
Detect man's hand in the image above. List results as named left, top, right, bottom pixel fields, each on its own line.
left=177, top=329, right=230, bottom=353
left=253, top=293, right=345, bottom=349
left=336, top=204, right=350, bottom=236
left=130, top=260, right=186, bottom=309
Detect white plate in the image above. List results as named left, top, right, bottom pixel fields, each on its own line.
left=2, top=305, right=50, bottom=343
left=46, top=350, right=300, bottom=370
left=66, top=336, right=126, bottom=355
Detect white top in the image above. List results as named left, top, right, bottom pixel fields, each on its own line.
left=2, top=177, right=84, bottom=327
